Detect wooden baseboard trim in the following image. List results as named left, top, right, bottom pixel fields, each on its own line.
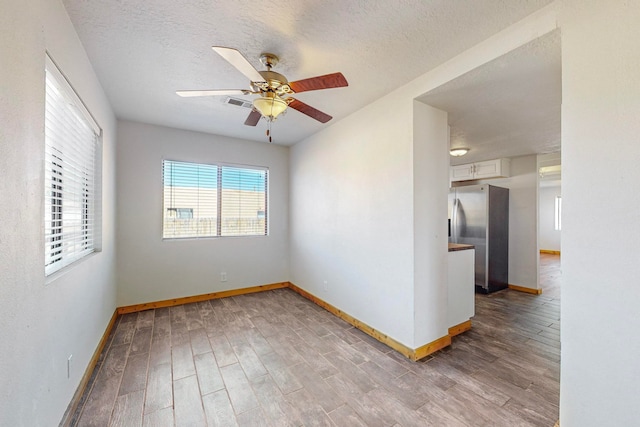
left=413, top=335, right=452, bottom=361
left=287, top=282, right=452, bottom=361
left=116, top=282, right=290, bottom=314
left=508, top=284, right=543, bottom=295
left=287, top=282, right=415, bottom=359
left=448, top=320, right=472, bottom=337
left=540, top=250, right=560, bottom=255
left=59, top=309, right=118, bottom=427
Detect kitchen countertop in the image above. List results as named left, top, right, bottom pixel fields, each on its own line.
left=448, top=243, right=475, bottom=252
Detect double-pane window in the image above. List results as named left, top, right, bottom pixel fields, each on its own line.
left=162, top=160, right=268, bottom=239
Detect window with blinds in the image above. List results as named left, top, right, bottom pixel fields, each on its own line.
left=163, top=160, right=268, bottom=239
left=44, top=54, right=101, bottom=276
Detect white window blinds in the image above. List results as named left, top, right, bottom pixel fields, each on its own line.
left=44, top=55, right=100, bottom=276
left=163, top=160, right=268, bottom=239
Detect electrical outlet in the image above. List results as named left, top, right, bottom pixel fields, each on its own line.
left=323, top=280, right=328, bottom=291
left=67, top=354, right=73, bottom=379
left=220, top=272, right=227, bottom=282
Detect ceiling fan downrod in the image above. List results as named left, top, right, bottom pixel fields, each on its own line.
left=259, top=53, right=279, bottom=70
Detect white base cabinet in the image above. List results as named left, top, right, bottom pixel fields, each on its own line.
left=448, top=248, right=475, bottom=328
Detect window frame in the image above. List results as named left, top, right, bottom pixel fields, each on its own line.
left=162, top=159, right=269, bottom=240
left=44, top=54, right=102, bottom=277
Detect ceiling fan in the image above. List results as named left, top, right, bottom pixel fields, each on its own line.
left=177, top=46, right=348, bottom=140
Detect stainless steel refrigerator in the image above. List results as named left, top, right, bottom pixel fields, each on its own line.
left=448, top=184, right=509, bottom=293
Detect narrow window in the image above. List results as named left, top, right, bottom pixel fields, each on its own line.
left=162, top=160, right=268, bottom=239
left=44, top=54, right=101, bottom=275
left=554, top=195, right=562, bottom=231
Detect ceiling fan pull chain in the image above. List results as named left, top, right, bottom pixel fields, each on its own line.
left=267, top=122, right=272, bottom=143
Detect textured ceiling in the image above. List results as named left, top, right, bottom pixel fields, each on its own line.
left=62, top=0, right=554, bottom=146
left=419, top=30, right=561, bottom=166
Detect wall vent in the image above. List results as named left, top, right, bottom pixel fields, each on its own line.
left=225, top=97, right=252, bottom=109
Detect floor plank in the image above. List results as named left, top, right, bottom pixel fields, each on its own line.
left=208, top=333, right=238, bottom=367
left=143, top=362, right=172, bottom=415
left=193, top=352, right=225, bottom=396
left=129, top=327, right=152, bottom=356
left=249, top=375, right=300, bottom=427
left=173, top=375, right=206, bottom=427
left=118, top=353, right=149, bottom=396
left=219, top=363, right=261, bottom=415
left=109, top=390, right=144, bottom=427
left=76, top=343, right=129, bottom=427
left=142, top=407, right=173, bottom=427
left=289, top=362, right=344, bottom=412
left=328, top=404, right=368, bottom=426
left=202, top=389, right=238, bottom=427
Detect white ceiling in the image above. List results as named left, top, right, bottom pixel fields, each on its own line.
left=419, top=30, right=561, bottom=166
left=62, top=0, right=555, bottom=146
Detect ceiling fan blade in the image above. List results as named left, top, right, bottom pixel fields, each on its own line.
left=289, top=72, right=348, bottom=93
left=212, top=46, right=265, bottom=83
left=176, top=89, right=252, bottom=97
left=288, top=98, right=332, bottom=123
left=244, top=109, right=261, bottom=126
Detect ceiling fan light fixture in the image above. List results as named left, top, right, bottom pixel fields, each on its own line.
left=253, top=95, right=288, bottom=121
left=450, top=147, right=470, bottom=157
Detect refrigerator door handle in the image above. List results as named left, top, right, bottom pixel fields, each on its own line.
left=451, top=198, right=458, bottom=243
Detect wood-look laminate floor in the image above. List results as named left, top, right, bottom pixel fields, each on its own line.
left=71, top=255, right=560, bottom=426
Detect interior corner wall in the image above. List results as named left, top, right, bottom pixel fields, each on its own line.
left=0, top=0, right=117, bottom=425
left=559, top=0, right=640, bottom=425
left=289, top=92, right=417, bottom=348
left=454, top=155, right=539, bottom=290
left=412, top=101, right=450, bottom=346
left=538, top=185, right=561, bottom=251
left=115, top=120, right=289, bottom=307
left=290, top=4, right=558, bottom=350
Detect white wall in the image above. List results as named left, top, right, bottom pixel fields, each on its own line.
left=0, top=0, right=117, bottom=425
left=413, top=102, right=450, bottom=346
left=539, top=184, right=561, bottom=251
left=559, top=0, right=640, bottom=425
left=455, top=155, right=540, bottom=290
left=495, top=156, right=539, bottom=290
left=289, top=93, right=417, bottom=347
left=116, top=120, right=289, bottom=306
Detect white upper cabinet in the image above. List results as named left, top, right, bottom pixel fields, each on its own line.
left=450, top=158, right=511, bottom=182
left=450, top=163, right=475, bottom=181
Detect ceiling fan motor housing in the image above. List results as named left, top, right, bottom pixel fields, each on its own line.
left=254, top=70, right=292, bottom=96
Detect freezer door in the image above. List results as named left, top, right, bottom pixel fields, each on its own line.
left=487, top=185, right=509, bottom=292
left=452, top=186, right=488, bottom=289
